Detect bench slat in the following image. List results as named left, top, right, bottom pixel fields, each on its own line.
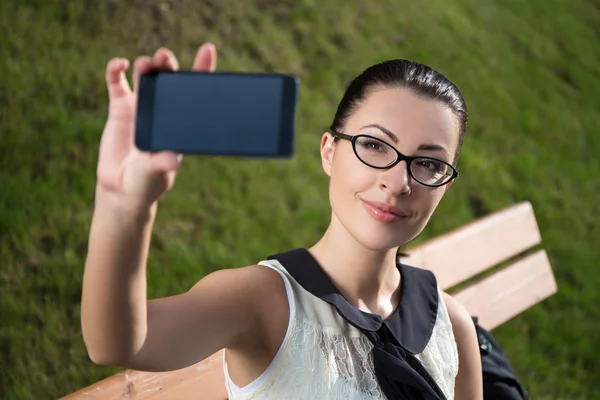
left=61, top=351, right=226, bottom=399
left=452, top=249, right=557, bottom=330
left=404, top=202, right=542, bottom=290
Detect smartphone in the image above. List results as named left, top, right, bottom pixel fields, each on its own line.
left=135, top=70, right=299, bottom=157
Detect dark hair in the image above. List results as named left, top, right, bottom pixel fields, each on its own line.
left=330, top=60, right=468, bottom=164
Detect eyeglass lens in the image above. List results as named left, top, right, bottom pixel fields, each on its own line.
left=354, top=136, right=453, bottom=186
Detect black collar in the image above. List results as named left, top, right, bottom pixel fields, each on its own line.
left=268, top=248, right=447, bottom=400
left=267, top=248, right=439, bottom=354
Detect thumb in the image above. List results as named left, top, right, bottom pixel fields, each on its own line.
left=148, top=151, right=183, bottom=173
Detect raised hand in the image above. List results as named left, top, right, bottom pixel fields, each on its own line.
left=96, top=44, right=217, bottom=209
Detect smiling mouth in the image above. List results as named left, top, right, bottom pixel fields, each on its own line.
left=361, top=200, right=408, bottom=223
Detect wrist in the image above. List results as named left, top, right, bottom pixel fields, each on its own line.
left=94, top=185, right=158, bottom=224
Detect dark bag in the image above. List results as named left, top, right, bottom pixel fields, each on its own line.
left=472, top=317, right=528, bottom=400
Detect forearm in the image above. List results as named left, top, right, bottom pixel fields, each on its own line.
left=81, top=187, right=157, bottom=365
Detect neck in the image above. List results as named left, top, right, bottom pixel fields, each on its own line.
left=308, top=218, right=401, bottom=317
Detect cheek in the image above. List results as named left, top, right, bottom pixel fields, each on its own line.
left=328, top=151, right=374, bottom=223
left=329, top=148, right=374, bottom=201
left=428, top=186, right=447, bottom=208
left=412, top=186, right=446, bottom=223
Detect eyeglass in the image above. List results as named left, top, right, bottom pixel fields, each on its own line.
left=330, top=129, right=458, bottom=187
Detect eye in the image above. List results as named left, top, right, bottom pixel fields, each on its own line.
left=415, top=159, right=446, bottom=172
left=356, top=137, right=389, bottom=153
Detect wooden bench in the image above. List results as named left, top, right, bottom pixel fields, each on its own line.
left=63, top=201, right=557, bottom=399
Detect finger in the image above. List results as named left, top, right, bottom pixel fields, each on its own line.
left=192, top=43, right=217, bottom=72
left=105, top=58, right=131, bottom=100
left=149, top=151, right=183, bottom=172
left=132, top=56, right=153, bottom=93
left=153, top=47, right=180, bottom=71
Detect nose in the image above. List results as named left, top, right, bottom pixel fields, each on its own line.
left=378, top=160, right=412, bottom=196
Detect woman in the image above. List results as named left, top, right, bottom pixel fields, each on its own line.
left=81, top=43, right=483, bottom=399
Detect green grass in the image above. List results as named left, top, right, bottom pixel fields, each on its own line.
left=1, top=0, right=599, bottom=398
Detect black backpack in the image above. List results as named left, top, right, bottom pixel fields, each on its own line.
left=472, top=317, right=529, bottom=400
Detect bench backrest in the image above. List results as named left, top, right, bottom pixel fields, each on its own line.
left=403, top=201, right=557, bottom=330
left=63, top=201, right=557, bottom=399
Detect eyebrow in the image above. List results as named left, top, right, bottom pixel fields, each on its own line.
left=360, top=123, right=451, bottom=158
left=362, top=124, right=399, bottom=143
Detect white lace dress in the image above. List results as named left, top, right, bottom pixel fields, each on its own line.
left=223, top=253, right=459, bottom=400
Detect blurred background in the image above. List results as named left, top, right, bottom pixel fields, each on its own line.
left=1, top=0, right=599, bottom=398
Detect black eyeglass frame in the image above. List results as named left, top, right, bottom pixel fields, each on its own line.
left=330, top=129, right=459, bottom=187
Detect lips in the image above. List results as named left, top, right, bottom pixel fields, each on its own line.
left=361, top=199, right=408, bottom=223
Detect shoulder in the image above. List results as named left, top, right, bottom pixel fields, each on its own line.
left=190, top=263, right=288, bottom=317
left=441, top=292, right=474, bottom=336
left=201, top=264, right=291, bottom=369
left=202, top=263, right=290, bottom=330
left=186, top=263, right=291, bottom=355
left=440, top=292, right=478, bottom=354
left=441, top=292, right=483, bottom=399
left=185, top=263, right=290, bottom=336
left=192, top=263, right=286, bottom=295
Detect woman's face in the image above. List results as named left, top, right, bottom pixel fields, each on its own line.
left=321, top=87, right=460, bottom=252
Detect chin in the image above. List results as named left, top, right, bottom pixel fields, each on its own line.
left=351, top=225, right=416, bottom=253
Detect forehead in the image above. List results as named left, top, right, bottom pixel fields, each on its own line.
left=345, top=88, right=459, bottom=153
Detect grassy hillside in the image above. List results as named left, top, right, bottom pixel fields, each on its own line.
left=1, top=0, right=599, bottom=398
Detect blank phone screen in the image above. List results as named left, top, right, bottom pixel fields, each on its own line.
left=150, top=73, right=286, bottom=155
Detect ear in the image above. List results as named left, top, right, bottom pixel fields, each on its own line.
left=444, top=180, right=454, bottom=192
left=320, top=132, right=336, bottom=177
